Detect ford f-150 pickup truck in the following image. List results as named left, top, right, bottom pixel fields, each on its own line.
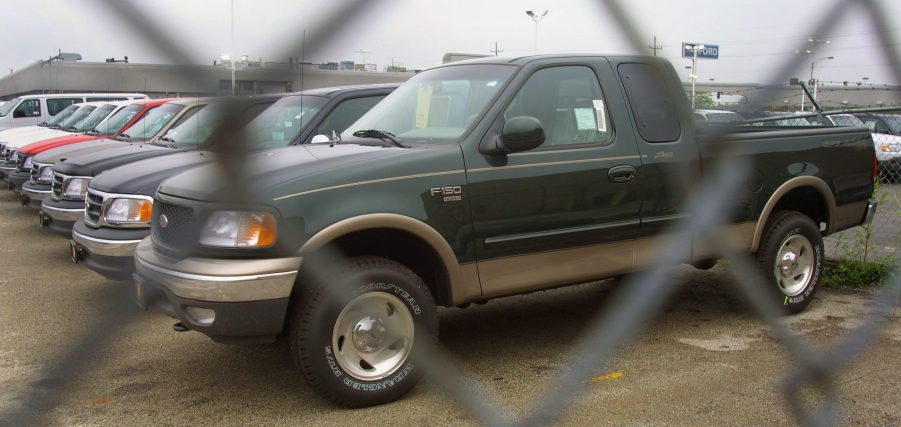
left=15, top=99, right=177, bottom=208
left=13, top=99, right=195, bottom=210
left=132, top=55, right=877, bottom=407
left=72, top=85, right=396, bottom=280
left=37, top=96, right=280, bottom=234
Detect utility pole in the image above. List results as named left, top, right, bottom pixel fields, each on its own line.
left=648, top=35, right=663, bottom=56
left=525, top=10, right=548, bottom=52
left=357, top=50, right=373, bottom=67
left=490, top=42, right=503, bottom=56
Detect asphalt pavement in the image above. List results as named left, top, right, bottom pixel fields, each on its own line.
left=0, top=189, right=899, bottom=426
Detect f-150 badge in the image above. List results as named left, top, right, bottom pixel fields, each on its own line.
left=430, top=186, right=462, bottom=202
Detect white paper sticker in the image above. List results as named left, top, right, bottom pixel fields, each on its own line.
left=573, top=108, right=597, bottom=130
left=592, top=99, right=607, bottom=132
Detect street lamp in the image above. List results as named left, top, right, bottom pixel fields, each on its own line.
left=220, top=53, right=249, bottom=95
left=810, top=55, right=834, bottom=104
left=525, top=10, right=548, bottom=51
left=795, top=37, right=830, bottom=111
left=689, top=44, right=705, bottom=109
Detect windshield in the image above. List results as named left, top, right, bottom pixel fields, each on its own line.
left=45, top=104, right=81, bottom=126
left=58, top=106, right=97, bottom=129
left=830, top=114, right=865, bottom=128
left=0, top=98, right=20, bottom=117
left=879, top=115, right=901, bottom=133
left=344, top=64, right=516, bottom=143
left=158, top=104, right=223, bottom=148
left=71, top=104, right=117, bottom=132
left=120, top=103, right=185, bottom=140
left=704, top=112, right=743, bottom=123
left=93, top=104, right=144, bottom=136
left=242, top=95, right=327, bottom=150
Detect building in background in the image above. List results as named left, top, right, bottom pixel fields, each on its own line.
left=0, top=60, right=412, bottom=99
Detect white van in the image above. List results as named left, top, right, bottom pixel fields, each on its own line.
left=0, top=93, right=147, bottom=131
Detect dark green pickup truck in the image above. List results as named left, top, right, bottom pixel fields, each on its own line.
left=133, top=55, right=877, bottom=407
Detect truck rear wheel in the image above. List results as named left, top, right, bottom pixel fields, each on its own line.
left=755, top=210, right=824, bottom=314
left=289, top=256, right=438, bottom=407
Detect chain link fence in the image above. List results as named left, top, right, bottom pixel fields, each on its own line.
left=2, top=0, right=900, bottom=426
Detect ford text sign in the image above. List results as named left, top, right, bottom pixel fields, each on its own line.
left=682, top=43, right=719, bottom=59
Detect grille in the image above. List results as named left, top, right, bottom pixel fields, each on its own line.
left=152, top=201, right=196, bottom=249
left=84, top=190, right=104, bottom=226
left=30, top=163, right=38, bottom=182
left=51, top=172, right=64, bottom=200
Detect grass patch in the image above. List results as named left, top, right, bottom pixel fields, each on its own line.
left=822, top=259, right=895, bottom=289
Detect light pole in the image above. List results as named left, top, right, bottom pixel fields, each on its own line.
left=796, top=37, right=830, bottom=111
left=810, top=55, right=834, bottom=103
left=525, top=10, right=548, bottom=52
left=220, top=53, right=249, bottom=95
left=690, top=44, right=705, bottom=109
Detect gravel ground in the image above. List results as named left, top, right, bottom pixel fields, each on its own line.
left=0, top=189, right=899, bottom=426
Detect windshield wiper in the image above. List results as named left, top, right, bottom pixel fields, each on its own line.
left=156, top=136, right=178, bottom=148
left=351, top=129, right=409, bottom=148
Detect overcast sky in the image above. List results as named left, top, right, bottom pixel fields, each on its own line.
left=2, top=0, right=899, bottom=86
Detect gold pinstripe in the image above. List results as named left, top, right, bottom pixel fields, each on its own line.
left=272, top=154, right=642, bottom=201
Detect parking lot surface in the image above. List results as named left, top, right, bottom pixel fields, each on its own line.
left=0, top=190, right=899, bottom=426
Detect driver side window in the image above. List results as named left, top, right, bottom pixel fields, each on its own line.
left=14, top=99, right=41, bottom=118
left=504, top=66, right=612, bottom=148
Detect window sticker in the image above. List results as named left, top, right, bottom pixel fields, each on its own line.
left=593, top=99, right=607, bottom=132
left=414, top=85, right=434, bottom=129
left=573, top=108, right=597, bottom=131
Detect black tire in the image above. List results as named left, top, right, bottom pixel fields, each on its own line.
left=289, top=256, right=438, bottom=407
left=755, top=210, right=824, bottom=314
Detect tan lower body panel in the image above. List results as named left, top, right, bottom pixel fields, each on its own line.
left=474, top=222, right=757, bottom=300
left=477, top=240, right=634, bottom=299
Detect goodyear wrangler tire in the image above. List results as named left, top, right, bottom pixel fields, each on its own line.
left=755, top=210, right=824, bottom=314
left=290, top=256, right=438, bottom=407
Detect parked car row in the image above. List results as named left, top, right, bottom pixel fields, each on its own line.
left=0, top=55, right=879, bottom=408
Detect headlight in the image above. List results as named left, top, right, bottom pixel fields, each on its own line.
left=198, top=211, right=277, bottom=248
left=880, top=144, right=899, bottom=153
left=38, top=166, right=52, bottom=182
left=7, top=149, right=17, bottom=161
left=22, top=156, right=33, bottom=170
left=63, top=178, right=89, bottom=199
left=105, top=198, right=153, bottom=224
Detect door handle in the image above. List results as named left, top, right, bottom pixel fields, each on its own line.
left=608, top=165, right=636, bottom=183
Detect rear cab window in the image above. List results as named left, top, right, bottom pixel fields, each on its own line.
left=617, top=63, right=682, bottom=143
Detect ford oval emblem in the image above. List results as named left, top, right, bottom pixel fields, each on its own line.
left=159, top=214, right=169, bottom=228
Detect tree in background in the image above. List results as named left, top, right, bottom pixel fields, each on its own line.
left=694, top=92, right=716, bottom=109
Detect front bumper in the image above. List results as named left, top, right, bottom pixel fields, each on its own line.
left=70, top=218, right=147, bottom=281
left=7, top=170, right=29, bottom=192
left=40, top=198, right=84, bottom=235
left=20, top=181, right=51, bottom=209
left=133, top=238, right=301, bottom=343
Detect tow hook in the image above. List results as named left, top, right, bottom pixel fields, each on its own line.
left=68, top=240, right=83, bottom=263
left=39, top=211, right=50, bottom=229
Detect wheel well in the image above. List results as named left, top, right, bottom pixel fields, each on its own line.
left=770, top=186, right=828, bottom=230
left=295, top=228, right=452, bottom=307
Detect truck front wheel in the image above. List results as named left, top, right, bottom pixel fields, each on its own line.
left=755, top=210, right=824, bottom=314
left=289, top=256, right=438, bottom=407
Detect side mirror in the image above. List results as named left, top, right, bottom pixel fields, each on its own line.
left=310, top=134, right=330, bottom=144
left=480, top=116, right=545, bottom=155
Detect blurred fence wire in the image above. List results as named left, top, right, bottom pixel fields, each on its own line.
left=3, top=0, right=900, bottom=426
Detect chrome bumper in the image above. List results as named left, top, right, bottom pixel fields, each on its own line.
left=22, top=186, right=50, bottom=202
left=862, top=199, right=878, bottom=225
left=72, top=230, right=143, bottom=257
left=0, top=165, right=16, bottom=172
left=133, top=237, right=301, bottom=303
left=41, top=203, right=84, bottom=222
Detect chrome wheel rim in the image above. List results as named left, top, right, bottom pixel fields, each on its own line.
left=774, top=234, right=814, bottom=296
left=332, top=292, right=414, bottom=381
